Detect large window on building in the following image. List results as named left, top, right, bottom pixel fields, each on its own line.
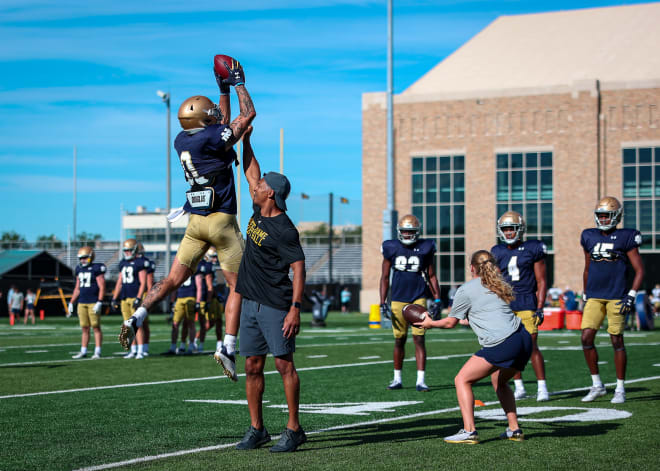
left=411, top=154, right=465, bottom=291
left=495, top=150, right=553, bottom=250
left=622, top=146, right=660, bottom=250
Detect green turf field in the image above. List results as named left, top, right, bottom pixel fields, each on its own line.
left=1, top=313, right=659, bottom=470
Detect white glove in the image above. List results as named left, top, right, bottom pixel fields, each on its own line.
left=67, top=302, right=74, bottom=318
left=93, top=301, right=103, bottom=314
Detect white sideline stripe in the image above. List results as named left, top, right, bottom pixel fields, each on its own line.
left=75, top=374, right=660, bottom=471
left=0, top=354, right=471, bottom=400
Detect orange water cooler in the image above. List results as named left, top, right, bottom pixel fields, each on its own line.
left=538, top=307, right=565, bottom=330
left=565, top=310, right=583, bottom=330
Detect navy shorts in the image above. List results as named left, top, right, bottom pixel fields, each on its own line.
left=475, top=325, right=532, bottom=371
left=11, top=308, right=21, bottom=316
left=239, top=298, right=295, bottom=357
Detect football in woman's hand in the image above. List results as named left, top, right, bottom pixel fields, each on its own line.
left=402, top=304, right=427, bottom=324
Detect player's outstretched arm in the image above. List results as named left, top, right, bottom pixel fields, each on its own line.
left=241, top=126, right=260, bottom=199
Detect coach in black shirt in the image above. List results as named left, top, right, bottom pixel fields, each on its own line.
left=234, top=126, right=307, bottom=453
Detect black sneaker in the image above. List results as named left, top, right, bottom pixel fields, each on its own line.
left=270, top=427, right=307, bottom=453
left=236, top=426, right=271, bottom=450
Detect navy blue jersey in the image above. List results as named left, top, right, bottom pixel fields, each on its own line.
left=492, top=240, right=547, bottom=311
left=197, top=260, right=215, bottom=298
left=118, top=258, right=149, bottom=299
left=176, top=275, right=197, bottom=299
left=139, top=256, right=155, bottom=275
left=581, top=227, right=642, bottom=299
left=174, top=124, right=238, bottom=216
left=381, top=238, right=436, bottom=303
left=75, top=263, right=106, bottom=303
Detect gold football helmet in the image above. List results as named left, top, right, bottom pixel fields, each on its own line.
left=178, top=96, right=223, bottom=130
left=397, top=214, right=421, bottom=245
left=77, top=246, right=95, bottom=266
left=497, top=211, right=526, bottom=245
left=204, top=246, right=218, bottom=262
left=123, top=238, right=138, bottom=260
left=594, top=196, right=622, bottom=231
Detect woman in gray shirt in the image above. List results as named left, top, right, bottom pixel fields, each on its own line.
left=418, top=250, right=532, bottom=444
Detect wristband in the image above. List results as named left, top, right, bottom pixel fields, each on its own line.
left=434, top=299, right=441, bottom=303
left=292, top=302, right=301, bottom=309
left=628, top=290, right=637, bottom=298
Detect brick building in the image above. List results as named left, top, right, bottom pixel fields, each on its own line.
left=361, top=3, right=660, bottom=312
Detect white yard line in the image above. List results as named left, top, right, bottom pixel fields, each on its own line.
left=74, top=374, right=660, bottom=471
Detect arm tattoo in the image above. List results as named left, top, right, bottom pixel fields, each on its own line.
left=227, top=85, right=256, bottom=148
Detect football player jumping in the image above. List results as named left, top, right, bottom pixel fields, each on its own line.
left=492, top=211, right=550, bottom=401
left=580, top=196, right=644, bottom=404
left=119, top=57, right=255, bottom=382
left=112, top=239, right=149, bottom=359
left=380, top=214, right=442, bottom=392
left=69, top=247, right=106, bottom=359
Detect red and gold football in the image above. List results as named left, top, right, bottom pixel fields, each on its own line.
left=402, top=304, right=427, bottom=324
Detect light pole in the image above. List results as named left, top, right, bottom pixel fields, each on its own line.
left=157, top=90, right=172, bottom=273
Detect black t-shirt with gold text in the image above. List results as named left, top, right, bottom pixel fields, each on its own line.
left=236, top=206, right=305, bottom=310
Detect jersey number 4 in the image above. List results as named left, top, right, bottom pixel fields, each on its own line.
left=394, top=255, right=420, bottom=272
left=507, top=256, right=520, bottom=282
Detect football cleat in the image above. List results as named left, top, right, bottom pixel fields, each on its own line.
left=581, top=385, right=607, bottom=402
left=610, top=390, right=626, bottom=404
left=444, top=429, right=479, bottom=444
left=91, top=353, right=101, bottom=360
left=416, top=383, right=430, bottom=392
left=514, top=388, right=527, bottom=400
left=397, top=214, right=421, bottom=245
left=72, top=352, right=86, bottom=359
left=387, top=380, right=403, bottom=390
left=537, top=390, right=550, bottom=402
left=500, top=428, right=524, bottom=441
left=118, top=317, right=137, bottom=350
left=214, top=346, right=238, bottom=382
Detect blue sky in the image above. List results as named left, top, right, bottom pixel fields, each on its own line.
left=0, top=0, right=648, bottom=241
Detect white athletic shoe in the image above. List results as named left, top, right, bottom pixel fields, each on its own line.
left=91, top=353, right=101, bottom=360
left=135, top=352, right=144, bottom=360
left=142, top=351, right=149, bottom=357
left=514, top=388, right=527, bottom=400
left=581, top=385, right=607, bottom=402
left=610, top=390, right=626, bottom=404
left=72, top=352, right=86, bottom=359
left=537, top=390, right=550, bottom=402
left=124, top=352, right=136, bottom=359
left=444, top=429, right=479, bottom=444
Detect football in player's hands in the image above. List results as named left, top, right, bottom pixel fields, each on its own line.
left=213, top=54, right=244, bottom=85
left=402, top=304, right=427, bottom=325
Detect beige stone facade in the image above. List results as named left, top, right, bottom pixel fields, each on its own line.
left=361, top=83, right=660, bottom=312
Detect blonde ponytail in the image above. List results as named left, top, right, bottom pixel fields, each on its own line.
left=470, top=250, right=515, bottom=304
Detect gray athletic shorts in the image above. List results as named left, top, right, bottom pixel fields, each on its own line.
left=239, top=298, right=295, bottom=357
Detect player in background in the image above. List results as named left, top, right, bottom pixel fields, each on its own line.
left=24, top=288, right=36, bottom=325
left=651, top=284, right=660, bottom=316
left=380, top=214, right=442, bottom=392
left=547, top=286, right=562, bottom=307
left=136, top=243, right=155, bottom=356
left=492, top=211, right=549, bottom=401
left=112, top=239, right=148, bottom=359
left=69, top=247, right=106, bottom=359
left=195, top=247, right=224, bottom=353
left=167, top=273, right=198, bottom=355
left=580, top=196, right=644, bottom=404
left=119, top=56, right=255, bottom=382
